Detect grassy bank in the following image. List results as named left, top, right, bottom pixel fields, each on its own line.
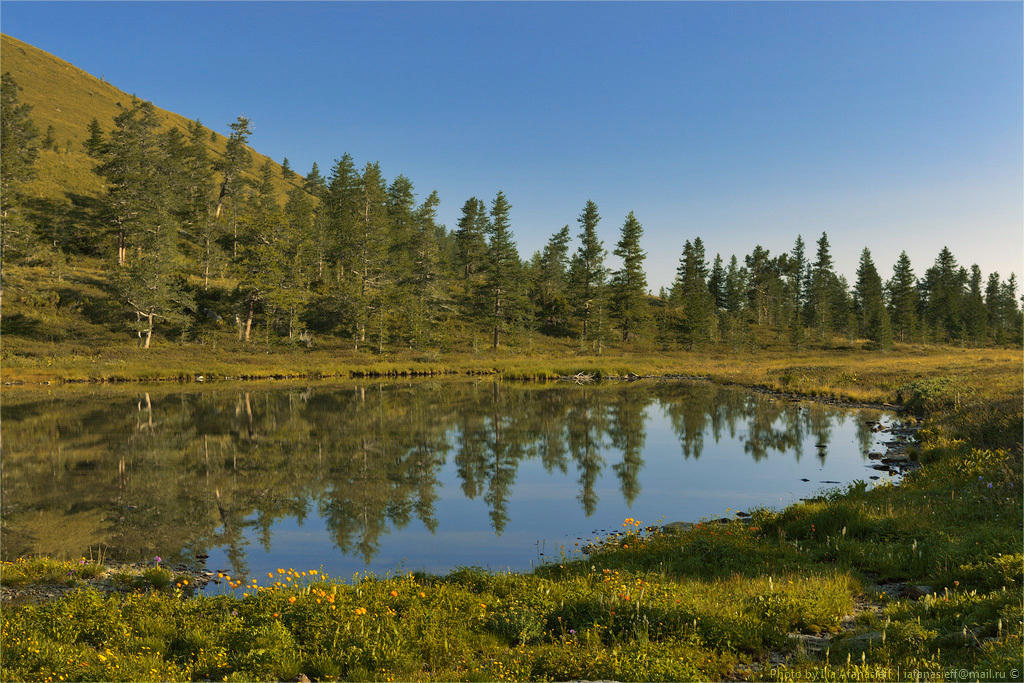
left=3, top=339, right=1020, bottom=407
left=1, top=354, right=1021, bottom=682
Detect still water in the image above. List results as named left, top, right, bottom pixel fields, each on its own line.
left=1, top=380, right=893, bottom=581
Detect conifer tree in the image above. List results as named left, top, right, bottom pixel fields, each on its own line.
left=216, top=116, right=253, bottom=258
left=807, top=232, right=847, bottom=339
left=455, top=197, right=489, bottom=280
left=921, top=247, right=965, bottom=341
left=41, top=125, right=55, bottom=150
left=707, top=254, right=726, bottom=310
left=965, top=265, right=988, bottom=344
left=181, top=120, right=217, bottom=288
left=568, top=200, right=607, bottom=347
left=533, top=225, right=572, bottom=334
left=886, top=251, right=918, bottom=343
left=83, top=117, right=106, bottom=157
left=405, top=190, right=447, bottom=348
left=854, top=248, right=892, bottom=349
left=671, top=239, right=716, bottom=347
left=0, top=72, right=40, bottom=262
left=609, top=211, right=649, bottom=342
left=97, top=100, right=193, bottom=347
left=96, top=99, right=163, bottom=266
left=482, top=191, right=527, bottom=348
left=723, top=255, right=746, bottom=314
left=350, top=162, right=390, bottom=346
left=304, top=161, right=327, bottom=199
left=281, top=157, right=295, bottom=179
left=234, top=179, right=286, bottom=342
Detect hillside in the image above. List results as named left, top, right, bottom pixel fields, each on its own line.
left=0, top=33, right=303, bottom=208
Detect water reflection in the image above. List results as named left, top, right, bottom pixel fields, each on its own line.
left=1, top=380, right=884, bottom=571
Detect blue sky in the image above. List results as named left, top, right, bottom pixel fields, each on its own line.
left=3, top=1, right=1021, bottom=289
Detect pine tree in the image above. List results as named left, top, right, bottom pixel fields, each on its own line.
left=0, top=72, right=40, bottom=262
left=999, top=274, right=1023, bottom=346
left=349, top=162, right=391, bottom=346
left=568, top=200, right=607, bottom=347
left=886, top=251, right=918, bottom=343
left=672, top=239, right=716, bottom=348
left=609, top=211, right=649, bottom=342
left=482, top=191, right=527, bottom=348
left=281, top=157, right=295, bottom=179
left=707, top=254, right=726, bottom=310
left=216, top=116, right=253, bottom=258
left=234, top=182, right=287, bottom=343
left=182, top=120, right=217, bottom=289
left=304, top=161, right=327, bottom=199
left=455, top=197, right=489, bottom=280
left=405, top=190, right=447, bottom=348
left=83, top=117, right=106, bottom=157
left=965, top=265, right=988, bottom=344
left=96, top=99, right=163, bottom=266
left=854, top=248, right=892, bottom=349
left=41, top=125, right=55, bottom=150
left=808, top=232, right=845, bottom=339
left=97, top=100, right=193, bottom=347
left=533, top=225, right=572, bottom=334
left=723, top=255, right=745, bottom=314
left=921, top=247, right=965, bottom=342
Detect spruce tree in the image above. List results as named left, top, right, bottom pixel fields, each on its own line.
left=98, top=100, right=193, bottom=347
left=406, top=190, right=447, bottom=348
left=963, top=265, right=988, bottom=344
left=707, top=254, right=726, bottom=310
left=886, top=251, right=919, bottom=343
left=808, top=232, right=843, bottom=339
left=533, top=225, right=572, bottom=334
left=854, top=247, right=892, bottom=349
left=568, top=200, right=608, bottom=347
left=609, top=211, right=649, bottom=342
left=304, top=161, right=327, bottom=199
left=350, top=162, right=390, bottom=346
left=921, top=247, right=964, bottom=341
left=96, top=99, right=163, bottom=265
left=455, top=197, right=489, bottom=280
left=0, top=72, right=40, bottom=261
left=482, top=191, right=527, bottom=348
left=672, top=239, right=716, bottom=347
left=83, top=117, right=106, bottom=157
left=281, top=157, right=295, bottom=179
left=41, top=125, right=55, bottom=150
left=216, top=116, right=253, bottom=258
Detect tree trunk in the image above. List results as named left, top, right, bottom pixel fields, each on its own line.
left=143, top=312, right=153, bottom=349
left=203, top=236, right=210, bottom=290
left=244, top=300, right=254, bottom=342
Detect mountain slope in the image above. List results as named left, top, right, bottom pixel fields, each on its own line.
left=0, top=33, right=304, bottom=207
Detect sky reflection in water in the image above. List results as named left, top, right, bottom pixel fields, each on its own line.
left=1, top=380, right=893, bottom=581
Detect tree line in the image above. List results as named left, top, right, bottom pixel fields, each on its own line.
left=2, top=79, right=1021, bottom=351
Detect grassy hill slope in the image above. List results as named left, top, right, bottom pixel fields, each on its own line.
left=1, top=33, right=304, bottom=209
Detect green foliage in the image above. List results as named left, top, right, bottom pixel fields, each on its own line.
left=1, top=70, right=40, bottom=259
left=610, top=211, right=650, bottom=343
left=568, top=200, right=608, bottom=349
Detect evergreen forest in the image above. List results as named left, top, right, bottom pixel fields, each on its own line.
left=2, top=35, right=1021, bottom=363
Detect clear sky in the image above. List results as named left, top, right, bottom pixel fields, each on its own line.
left=3, top=1, right=1021, bottom=290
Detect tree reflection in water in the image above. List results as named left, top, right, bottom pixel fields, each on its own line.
left=1, top=381, right=880, bottom=567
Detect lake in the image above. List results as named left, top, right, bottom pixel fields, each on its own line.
left=1, top=379, right=893, bottom=582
